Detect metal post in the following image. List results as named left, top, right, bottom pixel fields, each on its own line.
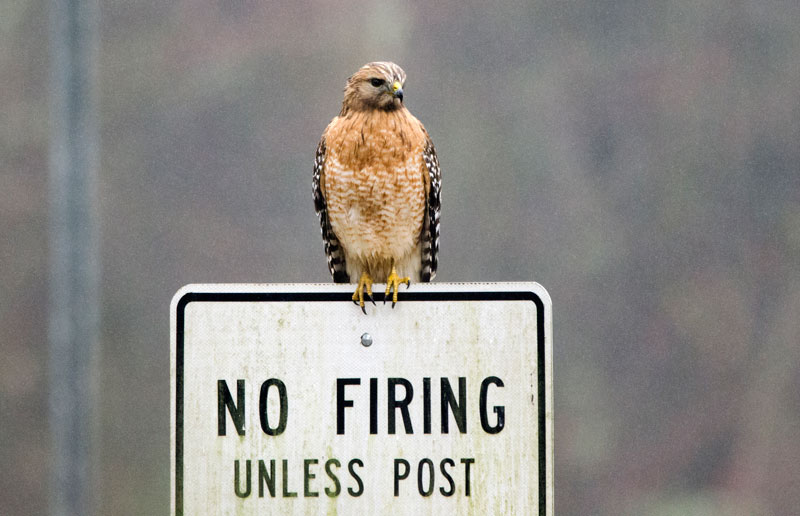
left=48, top=0, right=100, bottom=514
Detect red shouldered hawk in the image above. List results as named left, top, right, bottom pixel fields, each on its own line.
left=313, top=62, right=441, bottom=312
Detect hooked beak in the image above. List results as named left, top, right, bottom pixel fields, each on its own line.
left=391, top=81, right=403, bottom=101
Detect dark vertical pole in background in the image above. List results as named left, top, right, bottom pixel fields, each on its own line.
left=48, top=0, right=100, bottom=514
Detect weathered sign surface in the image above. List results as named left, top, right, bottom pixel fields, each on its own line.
left=171, top=282, right=552, bottom=515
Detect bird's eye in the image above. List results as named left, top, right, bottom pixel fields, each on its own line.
left=370, top=78, right=385, bottom=87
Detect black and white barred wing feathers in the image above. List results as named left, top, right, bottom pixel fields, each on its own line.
left=421, top=136, right=441, bottom=282
left=312, top=137, right=350, bottom=283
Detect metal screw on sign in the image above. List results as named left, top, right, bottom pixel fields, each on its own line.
left=361, top=333, right=373, bottom=347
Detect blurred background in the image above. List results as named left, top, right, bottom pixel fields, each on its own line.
left=2, top=0, right=800, bottom=514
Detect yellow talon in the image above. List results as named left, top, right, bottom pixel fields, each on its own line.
left=384, top=265, right=410, bottom=308
left=352, top=272, right=375, bottom=314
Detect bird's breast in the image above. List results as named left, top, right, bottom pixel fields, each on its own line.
left=323, top=112, right=427, bottom=265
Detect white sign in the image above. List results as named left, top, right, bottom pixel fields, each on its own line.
left=171, top=283, right=553, bottom=515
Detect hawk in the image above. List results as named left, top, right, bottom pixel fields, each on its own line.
left=313, top=61, right=441, bottom=312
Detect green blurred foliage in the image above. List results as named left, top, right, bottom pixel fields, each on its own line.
left=2, top=0, right=799, bottom=514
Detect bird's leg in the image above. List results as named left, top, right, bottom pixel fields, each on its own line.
left=352, top=271, right=375, bottom=314
left=384, top=263, right=410, bottom=308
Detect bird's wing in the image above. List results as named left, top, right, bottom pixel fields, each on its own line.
left=420, top=135, right=441, bottom=282
left=313, top=137, right=350, bottom=283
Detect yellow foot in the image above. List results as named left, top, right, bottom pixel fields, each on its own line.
left=384, top=266, right=410, bottom=308
left=351, top=272, right=375, bottom=314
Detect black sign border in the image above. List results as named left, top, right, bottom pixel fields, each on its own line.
left=174, top=289, right=549, bottom=515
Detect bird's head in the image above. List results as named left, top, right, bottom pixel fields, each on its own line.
left=341, top=61, right=407, bottom=114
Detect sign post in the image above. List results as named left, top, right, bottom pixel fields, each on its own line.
left=171, top=283, right=552, bottom=515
